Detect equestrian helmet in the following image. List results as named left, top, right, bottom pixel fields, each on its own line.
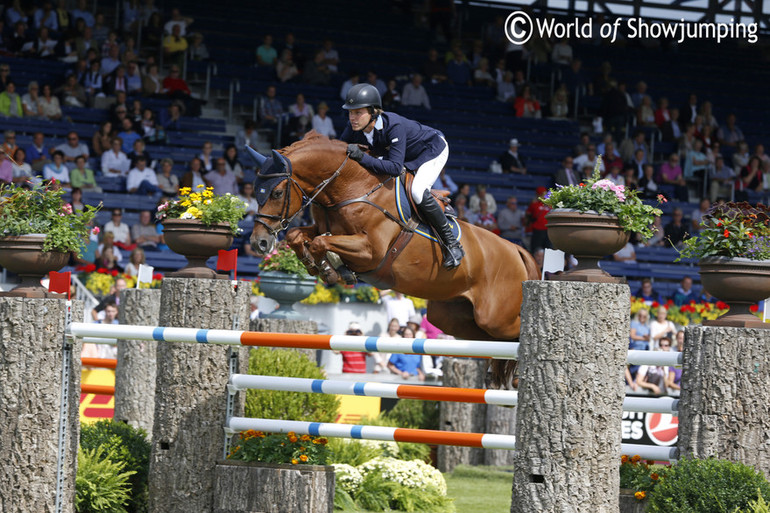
left=342, top=83, right=382, bottom=110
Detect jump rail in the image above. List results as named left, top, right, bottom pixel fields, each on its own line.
left=226, top=417, right=680, bottom=462
left=230, top=375, right=679, bottom=414
left=70, top=323, right=682, bottom=366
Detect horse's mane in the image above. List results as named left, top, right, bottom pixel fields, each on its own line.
left=279, top=131, right=347, bottom=156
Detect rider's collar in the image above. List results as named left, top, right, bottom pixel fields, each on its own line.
left=374, top=115, right=383, bottom=131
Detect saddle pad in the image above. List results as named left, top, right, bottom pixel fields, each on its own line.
left=395, top=175, right=462, bottom=243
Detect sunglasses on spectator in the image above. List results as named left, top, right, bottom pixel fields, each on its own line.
left=660, top=344, right=670, bottom=348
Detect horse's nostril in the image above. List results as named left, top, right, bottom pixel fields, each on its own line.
left=258, top=239, right=269, bottom=253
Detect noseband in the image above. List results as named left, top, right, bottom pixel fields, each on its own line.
left=253, top=154, right=350, bottom=238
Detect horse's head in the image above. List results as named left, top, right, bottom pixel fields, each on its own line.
left=246, top=146, right=304, bottom=255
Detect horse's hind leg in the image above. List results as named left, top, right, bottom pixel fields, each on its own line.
left=426, top=299, right=495, bottom=341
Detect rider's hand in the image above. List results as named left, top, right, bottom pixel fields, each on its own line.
left=347, top=143, right=366, bottom=162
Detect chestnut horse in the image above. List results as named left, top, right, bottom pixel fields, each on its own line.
left=249, top=133, right=539, bottom=384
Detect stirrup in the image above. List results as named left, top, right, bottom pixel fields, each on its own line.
left=442, top=243, right=465, bottom=270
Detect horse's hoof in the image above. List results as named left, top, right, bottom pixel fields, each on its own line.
left=337, top=266, right=357, bottom=285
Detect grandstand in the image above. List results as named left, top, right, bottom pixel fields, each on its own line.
left=1, top=0, right=768, bottom=296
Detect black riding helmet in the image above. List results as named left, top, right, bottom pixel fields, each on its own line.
left=342, top=83, right=382, bottom=110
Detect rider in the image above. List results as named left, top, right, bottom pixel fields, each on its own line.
left=340, top=83, right=464, bottom=269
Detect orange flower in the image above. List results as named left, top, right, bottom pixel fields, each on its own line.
left=288, top=436, right=298, bottom=443
left=301, top=434, right=311, bottom=442
left=318, top=438, right=328, bottom=445
left=650, top=473, right=659, bottom=481
left=299, top=454, right=308, bottom=462
left=621, top=455, right=629, bottom=463
left=635, top=491, right=646, bottom=500
left=291, top=458, right=299, bottom=465
left=647, top=459, right=656, bottom=465
left=631, top=455, right=641, bottom=463
left=287, top=431, right=296, bottom=437
left=257, top=431, right=265, bottom=438
left=748, top=231, right=754, bottom=238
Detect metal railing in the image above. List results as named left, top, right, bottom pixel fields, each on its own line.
left=72, top=274, right=100, bottom=323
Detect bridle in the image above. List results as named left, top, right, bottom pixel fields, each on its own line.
left=253, top=154, right=350, bottom=238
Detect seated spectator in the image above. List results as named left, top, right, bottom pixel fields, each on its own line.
left=365, top=71, right=386, bottom=96
left=43, top=151, right=71, bottom=187
left=12, top=148, right=40, bottom=186
left=1, top=130, right=18, bottom=157
left=311, top=102, right=336, bottom=138
left=156, top=158, right=179, bottom=196
left=635, top=278, right=663, bottom=305
left=21, top=81, right=43, bottom=117
left=554, top=156, right=579, bottom=186
left=514, top=85, right=541, bottom=118
left=664, top=208, right=688, bottom=248
left=103, top=211, right=132, bottom=249
left=116, top=117, right=140, bottom=153
left=636, top=95, right=655, bottom=126
left=258, top=85, right=283, bottom=130
left=204, top=158, right=238, bottom=195
left=338, top=322, right=370, bottom=373
left=629, top=309, right=651, bottom=351
left=454, top=195, right=476, bottom=225
left=198, top=140, right=215, bottom=172
left=650, top=307, right=676, bottom=350
left=673, top=276, right=697, bottom=306
left=255, top=34, right=277, bottom=66
left=0, top=81, right=23, bottom=117
left=188, top=32, right=209, bottom=61
left=660, top=108, right=683, bottom=143
left=550, top=85, right=569, bottom=118
left=524, top=187, right=551, bottom=253
left=602, top=141, right=623, bottom=172
left=162, top=24, right=187, bottom=69
left=181, top=157, right=206, bottom=189
left=635, top=344, right=669, bottom=396
left=237, top=182, right=258, bottom=221
left=660, top=153, right=689, bottom=202
left=26, top=27, right=58, bottom=58
left=142, top=63, right=164, bottom=96
left=25, top=132, right=51, bottom=173
left=638, top=164, right=661, bottom=199
left=382, top=79, right=400, bottom=110
left=126, top=156, right=162, bottom=195
left=606, top=165, right=624, bottom=186
left=70, top=187, right=85, bottom=211
left=627, top=148, right=646, bottom=179
left=469, top=184, right=497, bottom=214
left=620, top=131, right=650, bottom=164
left=716, top=113, right=744, bottom=148
left=139, top=108, right=166, bottom=145
left=55, top=131, right=89, bottom=170
left=96, top=246, right=122, bottom=273
left=388, top=347, right=424, bottom=381
left=496, top=70, right=516, bottom=104
left=654, top=97, right=670, bottom=127
left=474, top=201, right=498, bottom=232
left=57, top=74, right=86, bottom=107
left=684, top=139, right=709, bottom=188
left=498, top=196, right=524, bottom=242
left=401, top=74, right=431, bottom=109
left=690, top=198, right=710, bottom=233
left=127, top=138, right=153, bottom=169
left=92, top=121, right=114, bottom=157
left=339, top=70, right=360, bottom=101
left=0, top=152, right=12, bottom=185
left=422, top=48, right=447, bottom=83
left=665, top=332, right=685, bottom=395
left=125, top=61, right=142, bottom=94
left=101, top=136, right=130, bottom=177
left=613, top=241, right=635, bottom=263
left=644, top=216, right=665, bottom=247
left=223, top=145, right=244, bottom=183
left=574, top=144, right=603, bottom=175
left=236, top=120, right=258, bottom=149
left=499, top=138, right=526, bottom=174
left=321, top=38, right=339, bottom=73
left=276, top=49, right=299, bottom=83
left=160, top=101, right=184, bottom=131
left=288, top=93, right=313, bottom=141
left=303, top=50, right=330, bottom=85
left=446, top=50, right=471, bottom=86
left=735, top=156, right=763, bottom=202
left=130, top=210, right=161, bottom=250
left=70, top=155, right=101, bottom=192
left=709, top=156, right=735, bottom=203
left=100, top=44, right=121, bottom=76
left=473, top=58, right=495, bottom=88
left=90, top=276, right=127, bottom=321
left=163, top=65, right=202, bottom=117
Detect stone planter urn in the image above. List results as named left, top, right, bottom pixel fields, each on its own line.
left=0, top=234, right=69, bottom=298
left=212, top=460, right=335, bottom=513
left=699, top=256, right=770, bottom=328
left=162, top=219, right=233, bottom=279
left=545, top=209, right=629, bottom=283
left=259, top=271, right=317, bottom=319
left=619, top=488, right=648, bottom=513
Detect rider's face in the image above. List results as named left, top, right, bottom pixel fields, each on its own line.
left=348, top=108, right=372, bottom=132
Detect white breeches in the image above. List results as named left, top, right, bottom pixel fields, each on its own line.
left=412, top=136, right=449, bottom=204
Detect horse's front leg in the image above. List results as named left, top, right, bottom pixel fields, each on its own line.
left=286, top=226, right=323, bottom=276
left=307, top=233, right=376, bottom=284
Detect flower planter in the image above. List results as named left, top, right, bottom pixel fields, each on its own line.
left=619, top=488, right=648, bottom=513
left=545, top=209, right=630, bottom=283
left=259, top=271, right=317, bottom=319
left=699, top=257, right=770, bottom=328
left=212, top=460, right=335, bottom=513
left=162, top=219, right=233, bottom=279
left=0, top=234, right=70, bottom=298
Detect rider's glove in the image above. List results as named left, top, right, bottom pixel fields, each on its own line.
left=347, top=144, right=365, bottom=162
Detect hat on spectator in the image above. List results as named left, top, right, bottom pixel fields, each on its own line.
left=509, top=138, right=519, bottom=146
left=407, top=314, right=422, bottom=326
left=348, top=322, right=362, bottom=332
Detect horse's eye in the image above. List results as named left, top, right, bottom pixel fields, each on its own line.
left=271, top=188, right=284, bottom=199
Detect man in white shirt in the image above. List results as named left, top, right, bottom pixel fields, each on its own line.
left=204, top=158, right=238, bottom=196
left=103, top=209, right=132, bottom=246
left=54, top=131, right=89, bottom=170
left=101, top=137, right=131, bottom=177
left=382, top=291, right=416, bottom=327
left=573, top=144, right=604, bottom=175
left=401, top=74, right=431, bottom=110
left=126, top=156, right=162, bottom=195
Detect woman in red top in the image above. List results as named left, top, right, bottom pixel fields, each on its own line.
left=339, top=323, right=370, bottom=373
left=736, top=156, right=764, bottom=202
left=514, top=85, right=541, bottom=118
left=524, top=187, right=551, bottom=253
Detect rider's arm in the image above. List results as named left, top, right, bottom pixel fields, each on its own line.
left=358, top=122, right=406, bottom=176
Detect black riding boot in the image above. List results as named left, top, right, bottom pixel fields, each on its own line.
left=417, top=190, right=465, bottom=269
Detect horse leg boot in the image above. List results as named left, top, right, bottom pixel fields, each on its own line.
left=417, top=190, right=464, bottom=269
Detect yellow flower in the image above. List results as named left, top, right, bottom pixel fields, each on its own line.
left=189, top=193, right=202, bottom=202
left=299, top=454, right=308, bottom=462
left=291, top=458, right=298, bottom=465
left=181, top=200, right=192, bottom=207
left=179, top=187, right=191, bottom=196
left=196, top=184, right=205, bottom=188
left=634, top=491, right=646, bottom=500
left=203, top=190, right=214, bottom=198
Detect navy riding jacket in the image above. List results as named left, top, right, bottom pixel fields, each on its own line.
left=340, top=112, right=446, bottom=176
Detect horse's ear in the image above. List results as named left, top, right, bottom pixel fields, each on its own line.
left=271, top=149, right=287, bottom=173
left=244, top=145, right=267, bottom=167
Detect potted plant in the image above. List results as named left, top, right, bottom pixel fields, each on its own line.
left=542, top=159, right=663, bottom=282
left=214, top=430, right=335, bottom=513
left=0, top=182, right=100, bottom=297
left=155, top=185, right=246, bottom=278
left=258, top=242, right=318, bottom=319
left=619, top=454, right=661, bottom=513
left=677, top=201, right=770, bottom=328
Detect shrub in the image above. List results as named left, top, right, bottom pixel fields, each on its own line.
left=359, top=413, right=431, bottom=462
left=382, top=399, right=440, bottom=430
left=79, top=420, right=150, bottom=513
left=245, top=347, right=340, bottom=422
left=746, top=493, right=770, bottom=513
left=647, top=457, right=770, bottom=513
left=76, top=447, right=135, bottom=513
left=326, top=438, right=385, bottom=466
left=620, top=454, right=666, bottom=494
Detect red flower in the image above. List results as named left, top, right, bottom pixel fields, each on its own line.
left=666, top=299, right=674, bottom=306
left=85, top=264, right=96, bottom=273
left=724, top=229, right=730, bottom=237
left=750, top=304, right=759, bottom=313
left=747, top=232, right=754, bottom=238
left=651, top=301, right=659, bottom=308
left=97, top=267, right=108, bottom=274
left=579, top=183, right=585, bottom=187
left=716, top=301, right=729, bottom=310
left=153, top=273, right=164, bottom=280
left=111, top=269, right=119, bottom=277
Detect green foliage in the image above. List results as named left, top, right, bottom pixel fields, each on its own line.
left=228, top=430, right=330, bottom=464
left=448, top=464, right=513, bottom=482
left=257, top=242, right=311, bottom=276
left=245, top=347, right=340, bottom=422
left=76, top=447, right=135, bottom=513
left=678, top=202, right=770, bottom=261
left=79, top=420, right=150, bottom=513
left=334, top=487, right=360, bottom=511
left=352, top=471, right=454, bottom=512
left=541, top=160, right=663, bottom=239
left=327, top=438, right=384, bottom=466
left=443, top=465, right=513, bottom=513
left=0, top=182, right=100, bottom=255
left=745, top=492, right=770, bottom=513
left=359, top=413, right=430, bottom=462
left=382, top=399, right=440, bottom=430
left=620, top=455, right=666, bottom=494
left=156, top=185, right=246, bottom=235
left=647, top=457, right=770, bottom=513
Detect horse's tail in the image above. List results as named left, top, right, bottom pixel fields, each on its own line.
left=491, top=244, right=540, bottom=389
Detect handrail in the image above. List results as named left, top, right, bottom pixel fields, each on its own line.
left=71, top=275, right=100, bottom=323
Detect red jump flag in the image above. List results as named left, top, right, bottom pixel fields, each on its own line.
left=217, top=249, right=238, bottom=280
left=49, top=271, right=71, bottom=299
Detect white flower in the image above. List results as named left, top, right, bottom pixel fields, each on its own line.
left=357, top=457, right=447, bottom=495
left=333, top=463, right=363, bottom=493
left=180, top=212, right=195, bottom=219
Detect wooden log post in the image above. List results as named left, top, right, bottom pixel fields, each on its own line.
left=512, top=282, right=629, bottom=513
left=0, top=298, right=82, bottom=513
left=148, top=278, right=249, bottom=513
left=678, top=326, right=770, bottom=475
left=115, top=288, right=161, bottom=434
left=437, top=357, right=488, bottom=472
